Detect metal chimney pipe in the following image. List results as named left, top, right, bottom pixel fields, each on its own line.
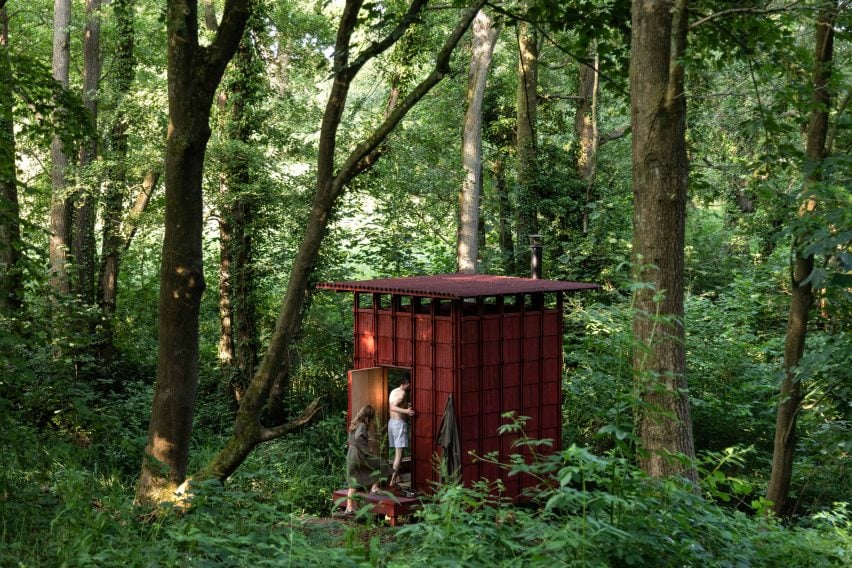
left=529, top=234, right=543, bottom=279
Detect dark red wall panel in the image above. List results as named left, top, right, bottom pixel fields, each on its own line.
left=414, top=385, right=434, bottom=414
left=523, top=314, right=541, bottom=335
left=503, top=339, right=521, bottom=363
left=483, top=388, right=500, bottom=413
left=378, top=336, right=393, bottom=363
left=461, top=366, right=480, bottom=392
left=543, top=312, right=560, bottom=335
left=543, top=358, right=560, bottom=380
left=436, top=320, right=453, bottom=343
left=462, top=320, right=479, bottom=342
left=436, top=343, right=453, bottom=368
left=483, top=341, right=501, bottom=365
left=483, top=413, right=501, bottom=437
left=395, top=340, right=412, bottom=365
left=542, top=380, right=559, bottom=403
left=461, top=415, right=479, bottom=441
left=483, top=366, right=501, bottom=389
left=461, top=393, right=480, bottom=416
left=482, top=319, right=500, bottom=341
left=415, top=318, right=433, bottom=341
left=542, top=405, right=560, bottom=429
left=503, top=315, right=520, bottom=338
left=357, top=311, right=374, bottom=333
left=396, top=317, right=412, bottom=339
left=436, top=368, right=453, bottom=393
left=461, top=344, right=480, bottom=367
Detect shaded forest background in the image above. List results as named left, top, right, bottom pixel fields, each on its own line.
left=0, top=0, right=849, bottom=565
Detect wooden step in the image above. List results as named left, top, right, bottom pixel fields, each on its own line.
left=332, top=488, right=422, bottom=526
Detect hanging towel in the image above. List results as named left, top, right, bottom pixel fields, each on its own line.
left=437, top=394, right=461, bottom=483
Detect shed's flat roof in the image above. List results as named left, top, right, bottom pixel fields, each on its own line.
left=316, top=274, right=599, bottom=299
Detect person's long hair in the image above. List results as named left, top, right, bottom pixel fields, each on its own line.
left=349, top=404, right=375, bottom=432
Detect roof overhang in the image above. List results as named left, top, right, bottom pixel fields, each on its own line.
left=316, top=273, right=599, bottom=300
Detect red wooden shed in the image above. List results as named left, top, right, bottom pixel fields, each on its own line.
left=318, top=273, right=598, bottom=500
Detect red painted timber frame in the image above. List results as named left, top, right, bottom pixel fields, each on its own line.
left=350, top=291, right=564, bottom=500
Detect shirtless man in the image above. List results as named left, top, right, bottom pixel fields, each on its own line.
left=388, top=378, right=415, bottom=487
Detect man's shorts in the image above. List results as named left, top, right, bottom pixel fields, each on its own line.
left=388, top=418, right=408, bottom=448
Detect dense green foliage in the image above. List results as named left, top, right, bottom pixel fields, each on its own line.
left=1, top=0, right=849, bottom=565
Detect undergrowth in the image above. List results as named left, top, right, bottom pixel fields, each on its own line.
left=2, top=422, right=848, bottom=567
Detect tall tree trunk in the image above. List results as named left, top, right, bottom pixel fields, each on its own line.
left=457, top=10, right=497, bottom=274
left=209, top=6, right=236, bottom=375
left=136, top=0, right=251, bottom=506
left=218, top=195, right=235, bottom=368
left=98, top=0, right=136, bottom=349
left=576, top=47, right=599, bottom=235
left=217, top=17, right=263, bottom=402
left=200, top=0, right=485, bottom=483
left=515, top=20, right=538, bottom=274
left=231, top=198, right=257, bottom=396
left=492, top=156, right=515, bottom=273
left=766, top=2, right=835, bottom=516
left=630, top=0, right=696, bottom=482
left=0, top=6, right=22, bottom=314
left=49, top=0, right=72, bottom=298
left=73, top=0, right=101, bottom=305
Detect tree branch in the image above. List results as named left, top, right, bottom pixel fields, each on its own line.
left=599, top=124, right=630, bottom=146
left=203, top=0, right=250, bottom=81
left=826, top=88, right=850, bottom=154
left=344, top=0, right=428, bottom=77
left=203, top=0, right=219, bottom=32
left=689, top=1, right=803, bottom=31
left=484, top=0, right=628, bottom=98
left=665, top=0, right=688, bottom=109
left=258, top=396, right=324, bottom=442
left=121, top=169, right=160, bottom=253
left=333, top=0, right=487, bottom=192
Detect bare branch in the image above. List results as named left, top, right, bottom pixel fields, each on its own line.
left=259, top=397, right=324, bottom=442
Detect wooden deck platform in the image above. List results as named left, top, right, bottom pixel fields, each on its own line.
left=332, top=488, right=422, bottom=526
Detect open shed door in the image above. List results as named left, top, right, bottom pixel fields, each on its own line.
left=348, top=367, right=388, bottom=456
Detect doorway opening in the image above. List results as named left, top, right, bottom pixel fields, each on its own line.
left=349, top=366, right=413, bottom=491
left=386, top=367, right=413, bottom=489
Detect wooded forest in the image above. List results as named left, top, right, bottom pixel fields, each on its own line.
left=1, top=0, right=850, bottom=565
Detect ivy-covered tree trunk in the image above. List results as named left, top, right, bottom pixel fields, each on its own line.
left=217, top=15, right=263, bottom=402
left=98, top=0, right=136, bottom=348
left=49, top=0, right=72, bottom=298
left=0, top=5, right=21, bottom=314
left=630, top=0, right=696, bottom=482
left=201, top=0, right=485, bottom=482
left=766, top=2, right=835, bottom=516
left=218, top=200, right=235, bottom=367
left=515, top=20, right=538, bottom=274
left=457, top=10, right=497, bottom=274
left=136, top=0, right=251, bottom=506
left=72, top=0, right=101, bottom=305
